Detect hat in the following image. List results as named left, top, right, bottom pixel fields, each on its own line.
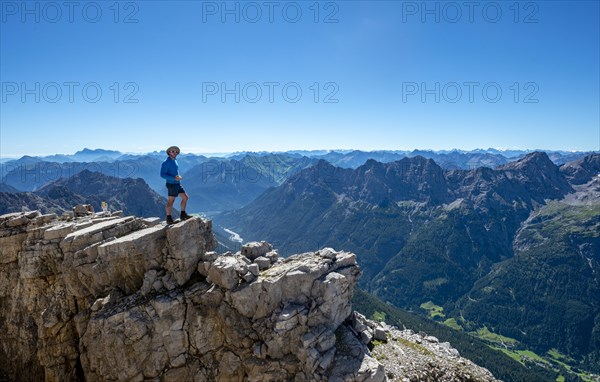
left=166, top=146, right=180, bottom=155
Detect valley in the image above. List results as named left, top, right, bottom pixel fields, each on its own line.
left=2, top=148, right=599, bottom=380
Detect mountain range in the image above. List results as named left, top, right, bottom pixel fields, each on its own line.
left=1, top=148, right=599, bottom=378
left=0, top=170, right=167, bottom=217
left=2, top=148, right=594, bottom=214
left=215, top=152, right=600, bottom=376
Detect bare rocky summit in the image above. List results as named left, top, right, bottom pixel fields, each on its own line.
left=0, top=209, right=498, bottom=382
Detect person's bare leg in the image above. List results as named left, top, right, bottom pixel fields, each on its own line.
left=166, top=196, right=176, bottom=216
left=180, top=193, right=189, bottom=212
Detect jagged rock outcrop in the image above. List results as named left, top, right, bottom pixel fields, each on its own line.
left=359, top=313, right=498, bottom=382
left=0, top=210, right=498, bottom=382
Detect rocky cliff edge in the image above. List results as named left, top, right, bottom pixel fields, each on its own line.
left=0, top=209, right=498, bottom=382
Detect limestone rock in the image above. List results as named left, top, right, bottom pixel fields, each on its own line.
left=241, top=241, right=273, bottom=260
left=370, top=325, right=498, bottom=382
left=0, top=209, right=500, bottom=382
left=165, top=217, right=217, bottom=286
left=206, top=253, right=249, bottom=289
left=73, top=204, right=94, bottom=217
left=254, top=256, right=271, bottom=270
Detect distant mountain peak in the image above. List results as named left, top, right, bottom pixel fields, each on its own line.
left=74, top=148, right=121, bottom=155
left=499, top=151, right=555, bottom=172
left=362, top=158, right=383, bottom=167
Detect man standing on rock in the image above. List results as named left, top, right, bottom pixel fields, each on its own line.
left=160, top=146, right=192, bottom=224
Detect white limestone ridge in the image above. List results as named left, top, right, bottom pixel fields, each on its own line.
left=0, top=208, right=498, bottom=382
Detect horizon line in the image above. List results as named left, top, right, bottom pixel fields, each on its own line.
left=2, top=147, right=599, bottom=161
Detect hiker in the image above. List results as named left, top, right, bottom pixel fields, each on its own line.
left=160, top=146, right=192, bottom=224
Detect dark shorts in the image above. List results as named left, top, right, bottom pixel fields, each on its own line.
left=166, top=182, right=186, bottom=197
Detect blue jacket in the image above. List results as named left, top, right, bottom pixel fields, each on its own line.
left=160, top=157, right=180, bottom=184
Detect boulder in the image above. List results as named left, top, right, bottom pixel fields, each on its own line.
left=241, top=241, right=273, bottom=260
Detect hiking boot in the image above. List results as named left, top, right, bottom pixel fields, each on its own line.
left=180, top=211, right=192, bottom=221
left=166, top=215, right=175, bottom=225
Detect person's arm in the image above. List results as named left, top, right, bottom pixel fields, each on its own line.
left=160, top=160, right=177, bottom=182
left=173, top=160, right=181, bottom=180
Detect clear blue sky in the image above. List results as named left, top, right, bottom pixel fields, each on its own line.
left=1, top=0, right=599, bottom=157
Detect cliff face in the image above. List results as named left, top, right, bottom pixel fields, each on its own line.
left=0, top=210, right=497, bottom=382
